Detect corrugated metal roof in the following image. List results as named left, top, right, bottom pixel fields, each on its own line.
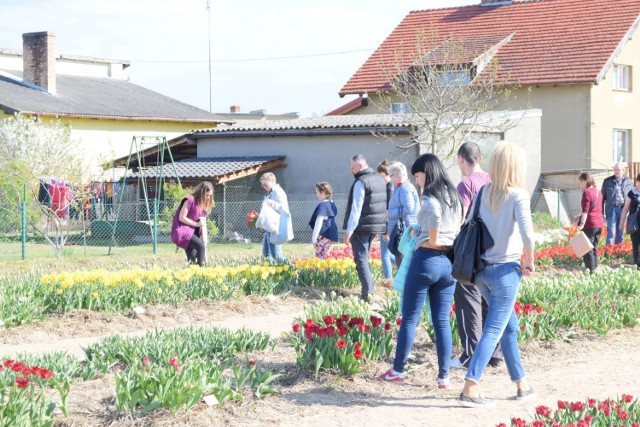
left=0, top=70, right=229, bottom=123
left=192, top=114, right=416, bottom=134
left=130, top=156, right=285, bottom=179
left=340, top=0, right=640, bottom=95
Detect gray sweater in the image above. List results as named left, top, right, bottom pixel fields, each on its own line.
left=472, top=186, right=535, bottom=264
left=415, top=195, right=461, bottom=248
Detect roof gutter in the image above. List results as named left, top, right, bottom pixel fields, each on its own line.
left=18, top=111, right=233, bottom=124
left=193, top=126, right=414, bottom=138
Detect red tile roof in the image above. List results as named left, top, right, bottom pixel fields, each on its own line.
left=340, top=0, right=640, bottom=96
left=324, top=96, right=368, bottom=116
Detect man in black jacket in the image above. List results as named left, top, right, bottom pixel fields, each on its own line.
left=343, top=154, right=387, bottom=301
left=601, top=162, right=633, bottom=245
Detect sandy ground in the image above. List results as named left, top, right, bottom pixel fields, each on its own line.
left=1, top=294, right=639, bottom=427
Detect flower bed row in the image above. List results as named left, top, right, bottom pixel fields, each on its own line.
left=1, top=325, right=280, bottom=422
left=372, top=268, right=640, bottom=347
left=1, top=358, right=69, bottom=426
left=0, top=258, right=382, bottom=327
left=498, top=394, right=639, bottom=426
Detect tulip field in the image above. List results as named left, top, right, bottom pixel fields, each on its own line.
left=1, top=236, right=640, bottom=426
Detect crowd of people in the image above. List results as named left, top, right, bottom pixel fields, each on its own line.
left=168, top=142, right=638, bottom=407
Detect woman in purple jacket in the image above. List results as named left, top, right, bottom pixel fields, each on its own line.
left=171, top=182, right=214, bottom=266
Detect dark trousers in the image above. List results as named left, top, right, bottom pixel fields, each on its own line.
left=350, top=233, right=376, bottom=301
left=453, top=282, right=502, bottom=365
left=185, top=234, right=206, bottom=266
left=631, top=231, right=640, bottom=268
left=582, top=228, right=602, bottom=273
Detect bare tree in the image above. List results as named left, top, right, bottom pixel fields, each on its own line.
left=0, top=113, right=90, bottom=257
left=375, top=30, right=527, bottom=163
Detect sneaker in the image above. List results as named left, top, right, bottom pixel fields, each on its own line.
left=488, top=357, right=503, bottom=368
left=458, top=392, right=496, bottom=408
left=378, top=369, right=404, bottom=384
left=437, top=377, right=451, bottom=389
left=450, top=357, right=465, bottom=370
left=516, top=387, right=536, bottom=401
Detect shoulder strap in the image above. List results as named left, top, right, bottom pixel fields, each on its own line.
left=471, top=185, right=487, bottom=220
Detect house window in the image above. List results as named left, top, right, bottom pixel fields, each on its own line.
left=613, top=64, right=630, bottom=91
left=613, top=129, right=630, bottom=163
left=436, top=70, right=471, bottom=86
left=391, top=102, right=412, bottom=114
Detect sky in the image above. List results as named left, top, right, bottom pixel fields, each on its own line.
left=0, top=0, right=478, bottom=118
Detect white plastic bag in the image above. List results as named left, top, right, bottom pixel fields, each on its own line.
left=256, top=202, right=280, bottom=233
left=270, top=211, right=294, bottom=244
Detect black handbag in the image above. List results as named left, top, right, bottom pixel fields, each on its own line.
left=388, top=217, right=404, bottom=258
left=450, top=185, right=494, bottom=285
left=387, top=186, right=405, bottom=258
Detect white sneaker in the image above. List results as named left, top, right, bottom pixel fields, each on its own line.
left=450, top=357, right=465, bottom=370
left=437, top=377, right=451, bottom=389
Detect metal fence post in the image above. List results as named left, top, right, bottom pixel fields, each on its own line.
left=557, top=189, right=561, bottom=223
left=22, top=183, right=27, bottom=260
left=153, top=198, right=158, bottom=254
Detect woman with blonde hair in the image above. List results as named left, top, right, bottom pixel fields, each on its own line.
left=458, top=142, right=536, bottom=407
left=170, top=182, right=214, bottom=266
left=260, top=172, right=289, bottom=262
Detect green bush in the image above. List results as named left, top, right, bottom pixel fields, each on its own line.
left=532, top=211, right=562, bottom=232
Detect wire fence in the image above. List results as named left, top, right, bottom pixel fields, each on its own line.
left=0, top=182, right=583, bottom=260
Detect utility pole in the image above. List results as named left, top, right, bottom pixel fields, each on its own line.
left=206, top=0, right=212, bottom=112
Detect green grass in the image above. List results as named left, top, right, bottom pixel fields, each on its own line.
left=0, top=242, right=316, bottom=274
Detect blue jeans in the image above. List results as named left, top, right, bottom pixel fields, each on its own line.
left=606, top=206, right=624, bottom=245
left=465, top=262, right=526, bottom=384
left=262, top=233, right=285, bottom=262
left=393, top=248, right=455, bottom=380
left=379, top=233, right=396, bottom=279
left=351, top=233, right=376, bottom=300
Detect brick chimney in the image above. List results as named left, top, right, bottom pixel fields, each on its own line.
left=230, top=105, right=241, bottom=113
left=22, top=31, right=56, bottom=94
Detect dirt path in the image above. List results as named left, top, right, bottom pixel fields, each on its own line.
left=2, top=296, right=639, bottom=427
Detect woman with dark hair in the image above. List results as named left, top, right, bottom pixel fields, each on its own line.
left=379, top=154, right=461, bottom=389
left=170, top=182, right=214, bottom=266
left=576, top=171, right=604, bottom=273
left=618, top=173, right=640, bottom=270
left=376, top=159, right=395, bottom=279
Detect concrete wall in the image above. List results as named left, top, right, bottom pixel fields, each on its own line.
left=197, top=133, right=418, bottom=201
left=197, top=111, right=541, bottom=200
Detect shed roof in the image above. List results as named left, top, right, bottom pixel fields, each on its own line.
left=129, top=156, right=286, bottom=184
left=0, top=70, right=230, bottom=123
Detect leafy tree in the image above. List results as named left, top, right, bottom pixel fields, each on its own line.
left=375, top=30, right=527, bottom=163
left=0, top=113, right=90, bottom=256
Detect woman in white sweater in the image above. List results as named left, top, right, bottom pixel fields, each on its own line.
left=458, top=142, right=536, bottom=407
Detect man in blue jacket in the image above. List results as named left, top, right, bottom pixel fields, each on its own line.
left=601, top=163, right=632, bottom=245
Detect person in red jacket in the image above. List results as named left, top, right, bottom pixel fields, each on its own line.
left=576, top=172, right=604, bottom=273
